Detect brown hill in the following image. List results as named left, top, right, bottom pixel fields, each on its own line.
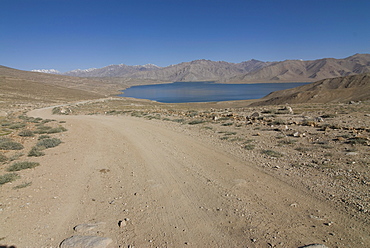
left=0, top=65, right=124, bottom=96
left=251, top=73, right=370, bottom=106
left=232, top=54, right=370, bottom=83
left=0, top=66, right=104, bottom=108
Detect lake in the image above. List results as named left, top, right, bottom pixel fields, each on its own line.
left=119, top=81, right=309, bottom=103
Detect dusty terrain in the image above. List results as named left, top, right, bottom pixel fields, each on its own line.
left=1, top=97, right=369, bottom=247
left=0, top=67, right=369, bottom=247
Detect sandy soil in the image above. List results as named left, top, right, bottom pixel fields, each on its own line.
left=1, top=106, right=369, bottom=247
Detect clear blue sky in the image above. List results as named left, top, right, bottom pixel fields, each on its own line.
left=1, top=0, right=369, bottom=72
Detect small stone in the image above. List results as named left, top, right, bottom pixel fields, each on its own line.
left=60, top=235, right=113, bottom=248
left=73, top=223, right=106, bottom=233
left=118, top=220, right=126, bottom=227
left=345, top=152, right=358, bottom=156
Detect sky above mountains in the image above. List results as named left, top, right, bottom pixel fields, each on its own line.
left=1, top=0, right=369, bottom=72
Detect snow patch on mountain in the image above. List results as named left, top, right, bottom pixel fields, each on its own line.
left=31, top=69, right=61, bottom=74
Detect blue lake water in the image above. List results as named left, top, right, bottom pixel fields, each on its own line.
left=119, top=81, right=309, bottom=103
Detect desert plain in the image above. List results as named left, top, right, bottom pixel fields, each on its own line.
left=0, top=68, right=369, bottom=248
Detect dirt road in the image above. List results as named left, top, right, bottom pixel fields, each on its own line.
left=1, top=107, right=368, bottom=247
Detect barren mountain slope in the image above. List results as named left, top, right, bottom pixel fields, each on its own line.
left=128, top=59, right=269, bottom=82
left=250, top=73, right=370, bottom=106
left=232, top=54, right=370, bottom=83
left=0, top=66, right=121, bottom=95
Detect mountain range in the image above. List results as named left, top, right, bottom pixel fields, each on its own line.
left=32, top=53, right=370, bottom=83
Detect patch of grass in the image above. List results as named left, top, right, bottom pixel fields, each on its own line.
left=243, top=139, right=254, bottom=144
left=36, top=138, right=62, bottom=149
left=9, top=152, right=23, bottom=161
left=41, top=119, right=54, bottom=124
left=295, top=147, right=311, bottom=152
left=0, top=138, right=24, bottom=150
left=261, top=149, right=283, bottom=158
left=321, top=114, right=337, bottom=118
left=222, top=131, right=237, bottom=136
left=243, top=144, right=255, bottom=150
left=146, top=115, right=161, bottom=120
left=7, top=161, right=40, bottom=172
left=9, top=123, right=26, bottom=130
left=34, top=125, right=52, bottom=134
left=203, top=126, right=213, bottom=130
left=347, top=137, right=368, bottom=145
left=220, top=136, right=230, bottom=140
left=47, top=126, right=67, bottom=134
left=0, top=153, right=7, bottom=163
left=13, top=182, right=32, bottom=189
left=131, top=111, right=146, bottom=117
left=28, top=146, right=45, bottom=157
left=278, top=139, right=297, bottom=145
left=0, top=173, right=20, bottom=185
left=172, top=119, right=185, bottom=123
left=188, top=120, right=206, bottom=125
left=221, top=122, right=233, bottom=126
left=261, top=110, right=274, bottom=114
left=321, top=144, right=334, bottom=149
left=38, top=135, right=51, bottom=140
left=34, top=125, right=67, bottom=134
left=18, top=130, right=34, bottom=137
left=216, top=117, right=231, bottom=121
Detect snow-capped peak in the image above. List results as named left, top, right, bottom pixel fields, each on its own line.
left=69, top=68, right=97, bottom=73
left=31, top=69, right=61, bottom=74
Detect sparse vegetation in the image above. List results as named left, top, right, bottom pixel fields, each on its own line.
left=0, top=173, right=20, bottom=185
left=28, top=146, right=45, bottom=157
left=34, top=125, right=67, bottom=134
left=9, top=123, right=26, bottom=129
left=347, top=137, right=369, bottom=145
left=243, top=144, right=255, bottom=150
left=0, top=138, right=24, bottom=150
left=38, top=135, right=51, bottom=140
left=0, top=153, right=7, bottom=163
left=188, top=120, right=206, bottom=125
left=13, top=181, right=32, bottom=189
left=7, top=161, right=40, bottom=172
left=221, top=122, right=233, bottom=126
left=36, top=138, right=62, bottom=149
left=18, top=129, right=34, bottom=137
left=9, top=153, right=23, bottom=161
left=261, top=149, right=283, bottom=158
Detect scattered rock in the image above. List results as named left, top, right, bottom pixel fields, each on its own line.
left=299, top=244, right=328, bottom=248
left=285, top=106, right=294, bottom=114
left=60, top=235, right=113, bottom=248
left=251, top=112, right=259, bottom=118
left=118, top=220, right=126, bottom=227
left=345, top=152, right=358, bottom=156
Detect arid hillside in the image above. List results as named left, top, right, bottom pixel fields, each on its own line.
left=0, top=65, right=126, bottom=96
left=251, top=73, right=370, bottom=106
left=231, top=53, right=370, bottom=83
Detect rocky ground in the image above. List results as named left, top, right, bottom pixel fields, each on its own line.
left=1, top=98, right=369, bottom=247
left=57, top=98, right=370, bottom=224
